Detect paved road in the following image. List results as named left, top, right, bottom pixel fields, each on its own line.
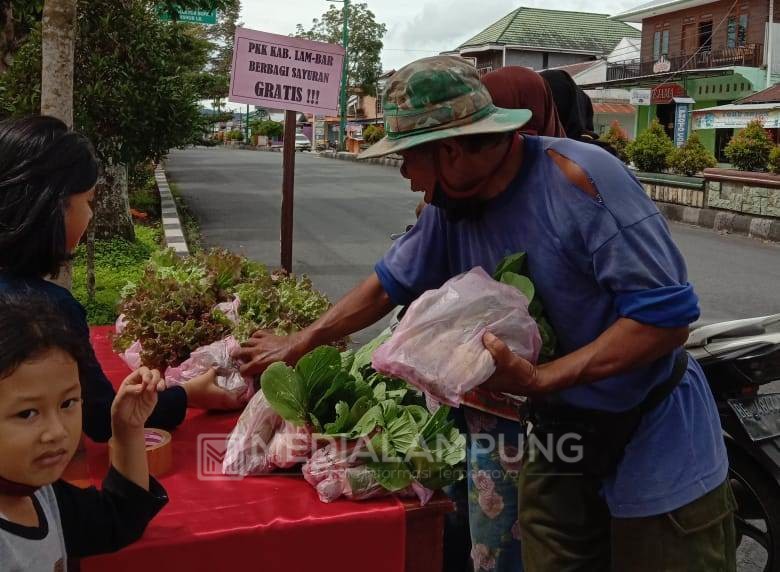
left=168, top=147, right=779, bottom=571
left=167, top=147, right=780, bottom=331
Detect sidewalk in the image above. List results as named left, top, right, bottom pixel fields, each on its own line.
left=316, top=151, right=780, bottom=243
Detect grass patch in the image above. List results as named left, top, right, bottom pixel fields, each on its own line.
left=72, top=225, right=162, bottom=325
left=169, top=181, right=202, bottom=251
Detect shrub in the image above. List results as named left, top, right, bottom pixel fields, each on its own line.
left=724, top=120, right=773, bottom=171
left=627, top=120, right=675, bottom=173
left=604, top=120, right=630, bottom=163
left=769, top=146, right=780, bottom=174
left=363, top=124, right=385, bottom=144
left=668, top=132, right=716, bottom=176
left=227, top=130, right=244, bottom=141
left=252, top=119, right=283, bottom=139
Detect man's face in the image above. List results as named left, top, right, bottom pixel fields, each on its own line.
left=0, top=349, right=82, bottom=488
left=399, top=145, right=438, bottom=204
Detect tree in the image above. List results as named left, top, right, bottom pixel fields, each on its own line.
left=627, top=120, right=675, bottom=173
left=668, top=132, right=716, bottom=176
left=40, top=0, right=76, bottom=127
left=295, top=3, right=387, bottom=95
left=2, top=0, right=226, bottom=239
left=0, top=1, right=44, bottom=72
left=724, top=120, right=774, bottom=171
left=604, top=120, right=629, bottom=164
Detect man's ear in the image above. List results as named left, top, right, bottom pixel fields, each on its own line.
left=436, top=138, right=463, bottom=163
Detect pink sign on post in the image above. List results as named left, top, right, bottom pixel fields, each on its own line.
left=229, top=27, right=345, bottom=115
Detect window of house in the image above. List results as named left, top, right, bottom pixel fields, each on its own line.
left=662, top=29, right=670, bottom=55
left=727, top=13, right=749, bottom=47
left=653, top=31, right=661, bottom=59
left=698, top=20, right=713, bottom=50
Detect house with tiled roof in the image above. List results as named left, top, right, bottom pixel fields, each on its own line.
left=445, top=7, right=641, bottom=74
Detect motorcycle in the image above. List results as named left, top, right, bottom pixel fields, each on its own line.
left=687, top=314, right=780, bottom=572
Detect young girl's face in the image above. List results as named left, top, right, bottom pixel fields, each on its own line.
left=64, top=187, right=95, bottom=252
left=0, top=349, right=82, bottom=488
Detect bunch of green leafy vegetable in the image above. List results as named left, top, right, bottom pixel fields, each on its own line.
left=113, top=248, right=332, bottom=369
left=232, top=272, right=331, bottom=342
left=261, top=344, right=465, bottom=492
left=493, top=252, right=558, bottom=363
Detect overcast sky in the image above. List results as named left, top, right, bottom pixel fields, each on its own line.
left=239, top=0, right=640, bottom=70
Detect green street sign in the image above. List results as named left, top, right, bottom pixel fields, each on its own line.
left=158, top=6, right=217, bottom=25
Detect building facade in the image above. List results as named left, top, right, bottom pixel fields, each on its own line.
left=585, top=0, right=779, bottom=159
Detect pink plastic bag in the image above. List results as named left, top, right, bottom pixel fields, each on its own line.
left=266, top=422, right=313, bottom=469
left=214, top=295, right=241, bottom=324
left=222, top=390, right=283, bottom=476
left=302, top=441, right=434, bottom=504
left=164, top=336, right=252, bottom=399
left=121, top=340, right=144, bottom=371
left=372, top=267, right=541, bottom=406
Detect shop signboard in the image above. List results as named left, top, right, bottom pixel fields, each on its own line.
left=692, top=107, right=780, bottom=130
left=651, top=83, right=685, bottom=105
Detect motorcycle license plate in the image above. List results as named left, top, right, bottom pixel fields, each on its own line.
left=728, top=393, right=780, bottom=442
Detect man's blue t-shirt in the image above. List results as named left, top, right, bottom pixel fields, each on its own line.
left=375, top=135, right=727, bottom=518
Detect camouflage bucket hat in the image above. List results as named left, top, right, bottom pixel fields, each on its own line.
left=359, top=55, right=531, bottom=160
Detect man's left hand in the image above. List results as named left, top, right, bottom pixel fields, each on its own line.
left=481, top=332, right=554, bottom=395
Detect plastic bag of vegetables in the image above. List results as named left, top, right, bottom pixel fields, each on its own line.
left=372, top=267, right=541, bottom=406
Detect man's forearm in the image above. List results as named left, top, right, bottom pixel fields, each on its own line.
left=302, top=273, right=396, bottom=347
left=543, top=318, right=689, bottom=392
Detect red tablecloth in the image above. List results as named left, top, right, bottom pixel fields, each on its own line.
left=75, top=327, right=406, bottom=572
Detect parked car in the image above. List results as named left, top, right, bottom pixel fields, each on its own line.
left=294, top=133, right=311, bottom=152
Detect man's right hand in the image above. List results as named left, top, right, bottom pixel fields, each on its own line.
left=232, top=330, right=312, bottom=376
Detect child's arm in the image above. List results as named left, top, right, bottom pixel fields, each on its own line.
left=52, top=367, right=169, bottom=558
left=109, top=367, right=165, bottom=489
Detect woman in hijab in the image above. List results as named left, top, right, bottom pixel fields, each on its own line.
left=539, top=69, right=619, bottom=156
left=482, top=66, right=566, bottom=137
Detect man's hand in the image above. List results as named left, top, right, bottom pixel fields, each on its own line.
left=232, top=330, right=311, bottom=377
left=183, top=368, right=246, bottom=411
left=481, top=319, right=690, bottom=396
left=111, top=367, right=164, bottom=433
left=481, top=332, right=554, bottom=395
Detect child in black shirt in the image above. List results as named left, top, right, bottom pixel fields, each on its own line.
left=0, top=292, right=168, bottom=570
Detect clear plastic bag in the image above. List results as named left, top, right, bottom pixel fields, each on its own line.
left=222, top=390, right=284, bottom=476
left=302, top=441, right=434, bottom=504
left=372, top=267, right=541, bottom=406
left=164, top=336, right=252, bottom=399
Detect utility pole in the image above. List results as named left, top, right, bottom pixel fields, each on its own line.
left=769, top=0, right=775, bottom=87
left=245, top=103, right=250, bottom=143
left=339, top=0, right=350, bottom=151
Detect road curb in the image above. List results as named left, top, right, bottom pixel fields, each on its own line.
left=655, top=202, right=780, bottom=242
left=155, top=164, right=190, bottom=256
left=318, top=150, right=402, bottom=168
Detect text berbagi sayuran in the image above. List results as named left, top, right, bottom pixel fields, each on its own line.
left=246, top=41, right=334, bottom=105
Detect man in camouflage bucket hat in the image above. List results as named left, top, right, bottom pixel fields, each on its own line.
left=359, top=56, right=530, bottom=159
left=236, top=56, right=735, bottom=572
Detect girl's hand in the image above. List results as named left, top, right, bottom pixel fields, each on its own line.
left=111, top=367, right=164, bottom=434
left=481, top=332, right=555, bottom=396
left=183, top=368, right=246, bottom=411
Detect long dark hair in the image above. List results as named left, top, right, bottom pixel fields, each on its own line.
left=0, top=116, right=99, bottom=278
left=0, top=291, right=87, bottom=381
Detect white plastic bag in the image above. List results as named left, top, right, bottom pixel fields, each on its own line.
left=164, top=336, right=252, bottom=398
left=372, top=267, right=541, bottom=406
